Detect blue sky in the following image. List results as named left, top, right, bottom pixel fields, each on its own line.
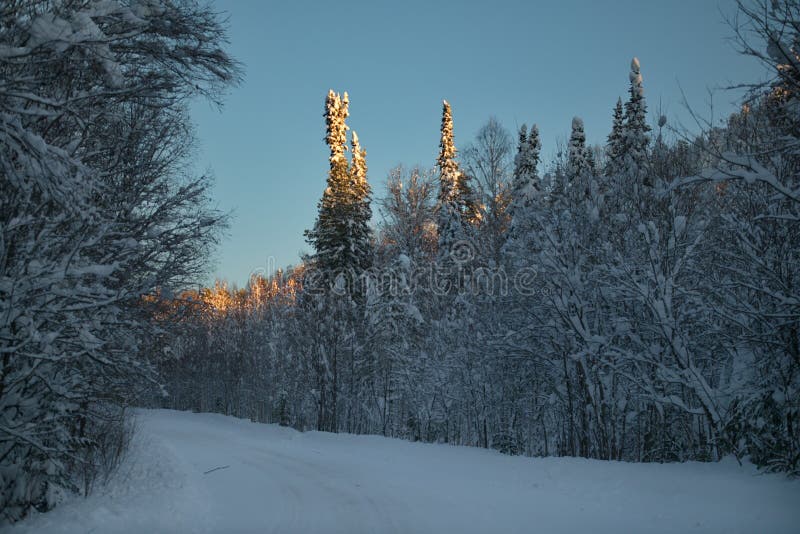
left=191, top=0, right=766, bottom=286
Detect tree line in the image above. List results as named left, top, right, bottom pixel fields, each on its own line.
left=153, top=0, right=799, bottom=478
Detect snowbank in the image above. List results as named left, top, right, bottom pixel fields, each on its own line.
left=8, top=409, right=799, bottom=534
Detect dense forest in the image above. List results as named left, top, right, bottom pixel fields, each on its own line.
left=154, top=1, right=799, bottom=476
left=1, top=0, right=799, bottom=525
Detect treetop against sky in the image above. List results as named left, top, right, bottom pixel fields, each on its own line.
left=191, top=0, right=766, bottom=285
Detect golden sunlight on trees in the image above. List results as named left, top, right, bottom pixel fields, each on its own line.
left=188, top=272, right=302, bottom=315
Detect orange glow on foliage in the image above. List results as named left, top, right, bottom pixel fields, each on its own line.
left=147, top=266, right=304, bottom=324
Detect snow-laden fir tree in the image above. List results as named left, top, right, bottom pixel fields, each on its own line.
left=605, top=97, right=625, bottom=177
left=512, top=124, right=542, bottom=206
left=523, top=114, right=614, bottom=458
left=587, top=145, right=598, bottom=177
left=550, top=117, right=591, bottom=206
left=304, top=90, right=351, bottom=282
left=503, top=123, right=541, bottom=266
left=348, top=130, right=373, bottom=275
left=436, top=100, right=468, bottom=266
left=350, top=131, right=367, bottom=193
left=302, top=90, right=375, bottom=433
left=567, top=117, right=592, bottom=194
left=514, top=125, right=541, bottom=193
left=305, top=91, right=373, bottom=286
left=437, top=101, right=459, bottom=202
left=622, top=57, right=651, bottom=181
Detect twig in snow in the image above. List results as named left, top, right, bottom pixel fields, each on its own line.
left=203, top=465, right=230, bottom=475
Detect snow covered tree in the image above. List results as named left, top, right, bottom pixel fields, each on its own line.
left=567, top=117, right=590, bottom=179
left=365, top=253, right=425, bottom=437
left=605, top=98, right=625, bottom=177
left=303, top=90, right=374, bottom=433
left=0, top=0, right=239, bottom=522
left=513, top=125, right=542, bottom=196
left=372, top=166, right=441, bottom=439
left=503, top=123, right=541, bottom=268
left=436, top=100, right=468, bottom=265
left=348, top=130, right=374, bottom=280
left=306, top=90, right=372, bottom=284
left=672, top=0, right=800, bottom=472
left=622, top=57, right=651, bottom=181
left=350, top=132, right=371, bottom=226
left=566, top=117, right=592, bottom=200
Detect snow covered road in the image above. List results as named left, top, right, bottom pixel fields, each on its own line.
left=9, top=409, right=800, bottom=534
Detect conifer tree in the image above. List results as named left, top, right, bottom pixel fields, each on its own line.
left=350, top=131, right=367, bottom=191
left=305, top=90, right=372, bottom=283
left=436, top=100, right=466, bottom=262
left=303, top=90, right=374, bottom=433
left=587, top=146, right=598, bottom=177
left=566, top=117, right=592, bottom=201
left=567, top=117, right=591, bottom=181
left=622, top=57, right=651, bottom=181
left=528, top=125, right=542, bottom=184
left=349, top=130, right=373, bottom=274
left=512, top=124, right=542, bottom=197
left=605, top=97, right=625, bottom=177
left=504, top=123, right=541, bottom=265
left=437, top=101, right=459, bottom=204
left=515, top=124, right=528, bottom=177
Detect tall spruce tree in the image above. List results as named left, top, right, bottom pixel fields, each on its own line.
left=504, top=123, right=541, bottom=266
left=349, top=130, right=373, bottom=275
left=566, top=117, right=592, bottom=201
left=512, top=124, right=542, bottom=197
left=436, top=100, right=467, bottom=263
left=605, top=97, right=625, bottom=177
left=302, top=90, right=374, bottom=433
left=567, top=117, right=591, bottom=180
left=437, top=101, right=458, bottom=203
left=622, top=57, right=651, bottom=181
left=305, top=90, right=372, bottom=284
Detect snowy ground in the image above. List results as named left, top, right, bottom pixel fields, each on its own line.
left=7, top=409, right=800, bottom=534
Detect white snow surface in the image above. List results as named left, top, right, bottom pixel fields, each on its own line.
left=8, top=409, right=800, bottom=534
